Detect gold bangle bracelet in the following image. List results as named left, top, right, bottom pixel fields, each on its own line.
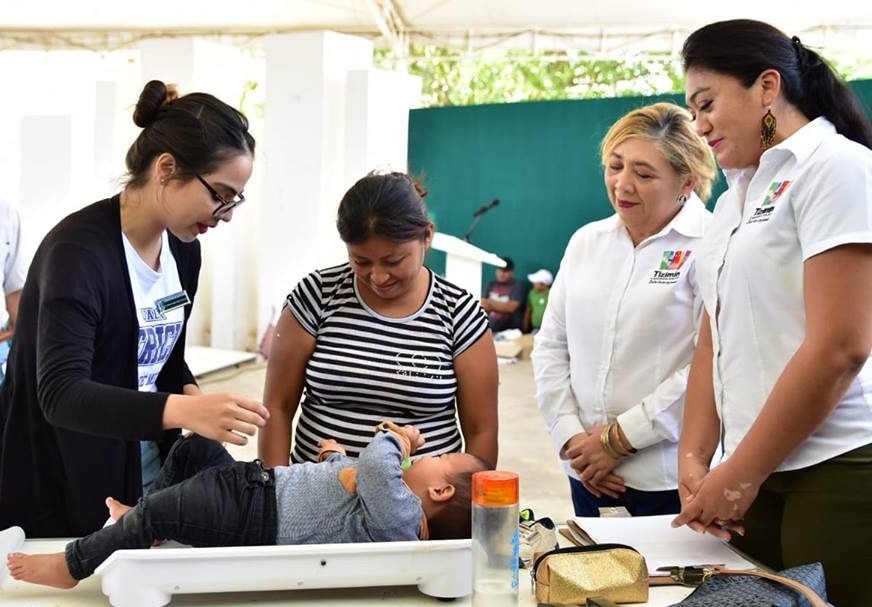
left=611, top=423, right=637, bottom=456
left=601, top=425, right=623, bottom=460
left=607, top=424, right=627, bottom=457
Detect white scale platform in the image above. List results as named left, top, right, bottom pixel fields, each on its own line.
left=1, top=527, right=472, bottom=607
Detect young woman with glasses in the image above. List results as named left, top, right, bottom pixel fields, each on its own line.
left=0, top=80, right=269, bottom=538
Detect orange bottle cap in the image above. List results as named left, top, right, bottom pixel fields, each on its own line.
left=472, top=471, right=519, bottom=506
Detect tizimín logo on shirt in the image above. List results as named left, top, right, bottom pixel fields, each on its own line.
left=748, top=180, right=791, bottom=224
left=649, top=250, right=691, bottom=284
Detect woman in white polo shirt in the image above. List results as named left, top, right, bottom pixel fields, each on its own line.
left=533, top=103, right=716, bottom=516
left=674, top=20, right=872, bottom=606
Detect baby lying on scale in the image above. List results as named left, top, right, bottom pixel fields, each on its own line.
left=7, top=421, right=488, bottom=589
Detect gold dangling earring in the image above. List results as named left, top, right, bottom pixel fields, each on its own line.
left=761, top=108, right=777, bottom=149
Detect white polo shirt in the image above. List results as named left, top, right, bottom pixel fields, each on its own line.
left=1, top=198, right=26, bottom=329
left=698, top=117, right=872, bottom=472
left=533, top=195, right=710, bottom=491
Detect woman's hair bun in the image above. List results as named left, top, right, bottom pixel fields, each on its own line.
left=410, top=176, right=428, bottom=199
left=133, top=80, right=171, bottom=128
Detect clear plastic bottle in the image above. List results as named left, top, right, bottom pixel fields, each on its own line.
left=471, top=471, right=519, bottom=606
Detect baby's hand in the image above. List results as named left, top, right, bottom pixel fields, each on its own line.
left=400, top=425, right=425, bottom=454
left=317, top=438, right=346, bottom=461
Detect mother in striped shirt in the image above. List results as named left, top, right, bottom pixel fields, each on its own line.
left=258, top=172, right=499, bottom=468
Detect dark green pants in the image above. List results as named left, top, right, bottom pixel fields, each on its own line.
left=730, top=443, right=872, bottom=607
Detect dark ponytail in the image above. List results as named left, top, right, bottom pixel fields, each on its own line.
left=793, top=41, right=872, bottom=148
left=682, top=20, right=872, bottom=149
left=125, top=80, right=256, bottom=187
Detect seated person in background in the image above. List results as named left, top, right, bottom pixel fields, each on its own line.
left=6, top=422, right=489, bottom=590
left=481, top=257, right=526, bottom=332
left=523, top=269, right=553, bottom=334
left=0, top=197, right=26, bottom=385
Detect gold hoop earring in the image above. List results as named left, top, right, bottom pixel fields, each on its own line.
left=761, top=108, right=777, bottom=149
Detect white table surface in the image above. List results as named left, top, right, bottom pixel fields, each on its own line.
left=185, top=346, right=256, bottom=379
left=2, top=537, right=693, bottom=607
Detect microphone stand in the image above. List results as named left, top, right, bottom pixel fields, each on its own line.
left=464, top=199, right=500, bottom=243
left=463, top=214, right=485, bottom=243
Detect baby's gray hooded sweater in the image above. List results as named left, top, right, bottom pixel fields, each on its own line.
left=273, top=431, right=424, bottom=544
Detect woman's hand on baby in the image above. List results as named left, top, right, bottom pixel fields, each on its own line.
left=317, top=438, right=346, bottom=460
left=163, top=393, right=270, bottom=446
left=399, top=425, right=425, bottom=454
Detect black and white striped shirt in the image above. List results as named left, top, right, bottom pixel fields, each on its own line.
left=286, top=263, right=489, bottom=463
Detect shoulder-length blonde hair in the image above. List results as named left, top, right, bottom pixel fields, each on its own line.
left=601, top=102, right=717, bottom=201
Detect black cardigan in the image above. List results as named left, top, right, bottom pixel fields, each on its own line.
left=0, top=196, right=201, bottom=537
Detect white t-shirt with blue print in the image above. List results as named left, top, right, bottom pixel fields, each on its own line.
left=121, top=232, right=184, bottom=494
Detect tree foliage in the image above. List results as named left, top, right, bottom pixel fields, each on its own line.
left=376, top=45, right=870, bottom=108
left=377, top=47, right=685, bottom=107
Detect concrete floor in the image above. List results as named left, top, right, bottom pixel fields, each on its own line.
left=198, top=356, right=576, bottom=526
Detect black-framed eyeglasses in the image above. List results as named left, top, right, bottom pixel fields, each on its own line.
left=193, top=173, right=246, bottom=217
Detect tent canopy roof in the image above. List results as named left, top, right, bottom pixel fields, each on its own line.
left=3, top=0, right=870, bottom=55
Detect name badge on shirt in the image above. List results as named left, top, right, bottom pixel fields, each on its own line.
left=154, top=290, right=191, bottom=314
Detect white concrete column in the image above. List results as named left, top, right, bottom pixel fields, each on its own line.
left=0, top=50, right=138, bottom=267
left=138, top=38, right=253, bottom=350
left=258, top=31, right=373, bottom=335
left=2, top=56, right=94, bottom=254
left=19, top=115, right=74, bottom=258
left=93, top=81, right=118, bottom=195
left=344, top=68, right=422, bottom=181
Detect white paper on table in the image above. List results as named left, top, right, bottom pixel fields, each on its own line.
left=572, top=515, right=758, bottom=575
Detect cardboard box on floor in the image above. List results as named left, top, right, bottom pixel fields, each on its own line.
left=494, top=333, right=534, bottom=359
left=495, top=340, right=522, bottom=359
left=517, top=333, right=534, bottom=358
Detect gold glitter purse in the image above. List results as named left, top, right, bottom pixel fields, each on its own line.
left=531, top=544, right=649, bottom=605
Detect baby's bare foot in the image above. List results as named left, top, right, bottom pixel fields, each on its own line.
left=7, top=552, right=78, bottom=589
left=106, top=497, right=132, bottom=521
